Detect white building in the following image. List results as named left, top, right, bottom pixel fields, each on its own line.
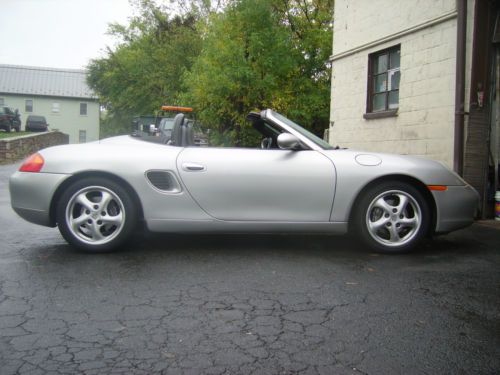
left=0, top=64, right=99, bottom=143
left=329, top=0, right=500, bottom=216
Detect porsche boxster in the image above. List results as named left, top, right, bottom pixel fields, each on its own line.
left=9, top=109, right=479, bottom=253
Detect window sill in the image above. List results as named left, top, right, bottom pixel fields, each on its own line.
left=363, top=109, right=398, bottom=120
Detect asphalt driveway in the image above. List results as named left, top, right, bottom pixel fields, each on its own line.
left=1, top=162, right=499, bottom=374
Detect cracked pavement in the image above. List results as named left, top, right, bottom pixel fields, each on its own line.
left=1, top=162, right=499, bottom=374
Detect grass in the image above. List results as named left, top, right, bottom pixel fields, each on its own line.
left=0, top=131, right=33, bottom=139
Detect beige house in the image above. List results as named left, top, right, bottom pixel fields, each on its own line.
left=329, top=0, right=500, bottom=216
left=0, top=64, right=99, bottom=143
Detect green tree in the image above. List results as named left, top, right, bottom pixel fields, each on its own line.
left=87, top=0, right=333, bottom=142
left=184, top=0, right=333, bottom=145
left=87, top=0, right=203, bottom=136
left=183, top=0, right=298, bottom=146
left=272, top=0, right=334, bottom=136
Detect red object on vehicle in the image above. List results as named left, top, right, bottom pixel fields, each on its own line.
left=19, top=153, right=44, bottom=172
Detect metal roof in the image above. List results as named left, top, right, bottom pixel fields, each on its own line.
left=0, top=64, right=96, bottom=99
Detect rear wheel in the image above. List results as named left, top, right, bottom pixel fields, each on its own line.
left=353, top=181, right=430, bottom=253
left=56, top=177, right=138, bottom=252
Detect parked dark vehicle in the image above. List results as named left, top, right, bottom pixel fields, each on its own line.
left=26, top=115, right=49, bottom=132
left=0, top=106, right=21, bottom=132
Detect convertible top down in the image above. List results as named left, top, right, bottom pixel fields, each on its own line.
left=10, top=109, right=479, bottom=253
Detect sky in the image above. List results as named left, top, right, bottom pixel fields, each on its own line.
left=0, top=0, right=136, bottom=70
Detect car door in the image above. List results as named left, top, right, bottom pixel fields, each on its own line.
left=176, top=147, right=336, bottom=222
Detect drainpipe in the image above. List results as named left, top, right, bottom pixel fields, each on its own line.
left=454, top=0, right=467, bottom=175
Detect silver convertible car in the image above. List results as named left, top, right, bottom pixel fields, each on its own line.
left=10, top=110, right=479, bottom=253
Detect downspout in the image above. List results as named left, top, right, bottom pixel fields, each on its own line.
left=454, top=0, right=467, bottom=175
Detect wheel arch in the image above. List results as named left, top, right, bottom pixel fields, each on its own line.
left=347, top=174, right=437, bottom=236
left=49, top=171, right=145, bottom=226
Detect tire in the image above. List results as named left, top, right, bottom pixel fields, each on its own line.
left=353, top=181, right=430, bottom=254
left=56, top=177, right=138, bottom=252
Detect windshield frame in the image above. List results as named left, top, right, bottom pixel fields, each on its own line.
left=264, top=110, right=333, bottom=151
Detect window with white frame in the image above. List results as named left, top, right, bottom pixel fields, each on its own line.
left=52, top=102, right=60, bottom=113
left=25, top=99, right=33, bottom=112
left=80, top=103, right=87, bottom=116
left=79, top=130, right=87, bottom=143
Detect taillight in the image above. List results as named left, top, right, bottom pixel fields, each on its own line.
left=19, top=153, right=45, bottom=172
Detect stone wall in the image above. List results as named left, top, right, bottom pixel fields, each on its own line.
left=0, top=132, right=69, bottom=164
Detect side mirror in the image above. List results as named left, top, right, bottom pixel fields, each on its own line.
left=277, top=133, right=302, bottom=150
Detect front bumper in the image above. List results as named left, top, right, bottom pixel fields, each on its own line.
left=9, top=171, right=70, bottom=227
left=433, top=184, right=480, bottom=233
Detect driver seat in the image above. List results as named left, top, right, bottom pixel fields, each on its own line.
left=168, top=113, right=184, bottom=146
left=182, top=121, right=195, bottom=146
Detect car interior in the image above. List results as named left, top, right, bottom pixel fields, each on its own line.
left=167, top=111, right=286, bottom=149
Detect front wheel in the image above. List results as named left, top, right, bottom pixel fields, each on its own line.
left=353, top=181, right=430, bottom=254
left=56, top=177, right=138, bottom=252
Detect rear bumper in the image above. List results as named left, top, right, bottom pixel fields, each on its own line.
left=433, top=185, right=480, bottom=233
left=9, top=171, right=70, bottom=227
left=27, top=125, right=48, bottom=131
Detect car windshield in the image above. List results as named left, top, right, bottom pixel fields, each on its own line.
left=270, top=111, right=333, bottom=150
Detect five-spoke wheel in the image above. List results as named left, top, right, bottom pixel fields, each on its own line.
left=56, top=177, right=137, bottom=252
left=354, top=181, right=430, bottom=253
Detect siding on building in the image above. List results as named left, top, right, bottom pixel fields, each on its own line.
left=0, top=65, right=99, bottom=143
left=0, top=94, right=99, bottom=143
left=329, top=0, right=473, bottom=168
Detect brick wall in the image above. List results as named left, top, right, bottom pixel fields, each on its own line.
left=0, top=132, right=69, bottom=164
left=329, top=0, right=462, bottom=168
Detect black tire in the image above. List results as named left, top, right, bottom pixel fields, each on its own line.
left=14, top=126, right=20, bottom=132
left=352, top=181, right=430, bottom=254
left=56, top=177, right=138, bottom=252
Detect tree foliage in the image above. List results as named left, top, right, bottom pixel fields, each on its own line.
left=87, top=0, right=333, bottom=142
left=183, top=0, right=299, bottom=145
left=87, top=0, right=203, bottom=134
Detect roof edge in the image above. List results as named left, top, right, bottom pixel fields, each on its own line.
left=0, top=92, right=98, bottom=101
left=0, top=63, right=87, bottom=74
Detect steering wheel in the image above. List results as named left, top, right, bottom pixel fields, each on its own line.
left=260, top=137, right=273, bottom=149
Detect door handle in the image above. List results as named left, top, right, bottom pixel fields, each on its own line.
left=182, top=162, right=206, bottom=172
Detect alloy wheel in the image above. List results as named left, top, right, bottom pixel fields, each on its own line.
left=365, top=190, right=422, bottom=247
left=65, top=186, right=126, bottom=245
